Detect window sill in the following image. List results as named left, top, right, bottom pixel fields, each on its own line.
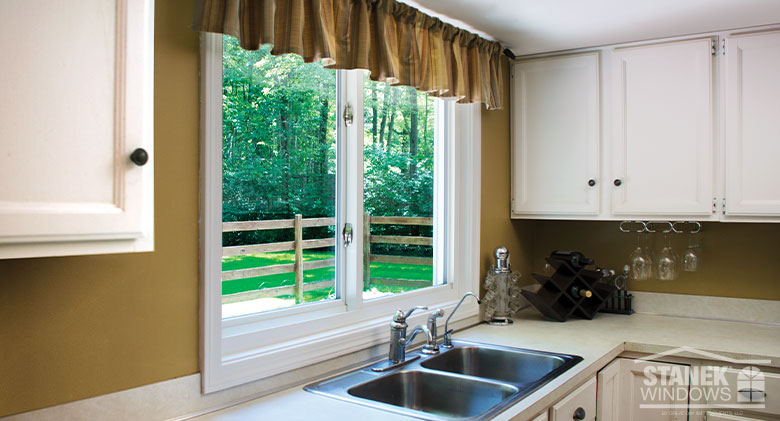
left=206, top=299, right=480, bottom=393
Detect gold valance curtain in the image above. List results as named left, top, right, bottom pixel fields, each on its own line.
left=193, top=0, right=504, bottom=110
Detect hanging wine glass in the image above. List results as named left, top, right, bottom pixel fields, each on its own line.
left=657, top=228, right=678, bottom=281
left=629, top=224, right=653, bottom=281
left=683, top=222, right=702, bottom=272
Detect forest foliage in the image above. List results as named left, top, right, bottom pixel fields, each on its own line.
left=221, top=37, right=436, bottom=256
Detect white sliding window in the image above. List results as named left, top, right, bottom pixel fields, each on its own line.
left=200, top=33, right=482, bottom=393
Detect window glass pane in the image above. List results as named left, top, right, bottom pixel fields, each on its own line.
left=362, top=73, right=440, bottom=300
left=221, top=36, right=338, bottom=318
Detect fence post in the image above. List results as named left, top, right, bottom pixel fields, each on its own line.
left=294, top=214, right=304, bottom=304
left=363, top=212, right=371, bottom=288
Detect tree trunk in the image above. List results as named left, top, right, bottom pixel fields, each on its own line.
left=386, top=89, right=397, bottom=150
left=422, top=95, right=429, bottom=144
left=279, top=96, right=291, bottom=214
left=378, top=84, right=390, bottom=148
left=407, top=87, right=419, bottom=179
left=318, top=97, right=330, bottom=198
left=371, top=84, right=378, bottom=148
left=318, top=97, right=329, bottom=175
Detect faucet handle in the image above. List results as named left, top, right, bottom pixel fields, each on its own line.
left=395, top=306, right=428, bottom=322
left=428, top=308, right=445, bottom=323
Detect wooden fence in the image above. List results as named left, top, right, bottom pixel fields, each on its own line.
left=222, top=214, right=433, bottom=304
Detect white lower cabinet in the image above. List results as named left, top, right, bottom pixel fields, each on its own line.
left=596, top=358, right=690, bottom=421
left=527, top=357, right=779, bottom=421
left=596, top=357, right=622, bottom=421
left=549, top=376, right=597, bottom=421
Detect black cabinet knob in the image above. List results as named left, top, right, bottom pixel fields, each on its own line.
left=613, top=179, right=622, bottom=187
left=130, top=148, right=149, bottom=166
left=573, top=407, right=586, bottom=420
left=588, top=179, right=596, bottom=187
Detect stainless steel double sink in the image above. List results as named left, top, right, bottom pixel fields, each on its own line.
left=305, top=340, right=583, bottom=420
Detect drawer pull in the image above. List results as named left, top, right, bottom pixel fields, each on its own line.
left=738, top=388, right=766, bottom=402
left=573, top=407, right=586, bottom=420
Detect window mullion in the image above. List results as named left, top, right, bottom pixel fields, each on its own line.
left=341, top=70, right=365, bottom=311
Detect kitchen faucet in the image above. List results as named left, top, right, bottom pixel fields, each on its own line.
left=442, top=292, right=481, bottom=348
left=421, top=308, right=445, bottom=355
left=388, top=306, right=435, bottom=364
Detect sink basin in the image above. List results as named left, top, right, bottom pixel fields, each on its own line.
left=348, top=370, right=517, bottom=419
left=421, top=344, right=574, bottom=385
left=305, top=340, right=582, bottom=420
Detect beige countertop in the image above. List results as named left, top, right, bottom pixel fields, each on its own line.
left=193, top=310, right=780, bottom=421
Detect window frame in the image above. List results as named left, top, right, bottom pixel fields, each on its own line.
left=199, top=33, right=482, bottom=393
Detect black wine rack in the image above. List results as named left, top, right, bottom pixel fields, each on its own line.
left=521, top=252, right=616, bottom=322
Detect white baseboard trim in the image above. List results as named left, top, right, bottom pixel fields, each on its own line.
left=632, top=291, right=780, bottom=325
left=5, top=317, right=481, bottom=421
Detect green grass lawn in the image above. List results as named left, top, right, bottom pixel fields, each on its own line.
left=222, top=250, right=433, bottom=299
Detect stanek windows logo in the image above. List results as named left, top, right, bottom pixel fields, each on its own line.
left=635, top=347, right=770, bottom=410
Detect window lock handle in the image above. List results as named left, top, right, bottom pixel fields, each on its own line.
left=342, top=223, right=353, bottom=247
left=343, top=103, right=353, bottom=127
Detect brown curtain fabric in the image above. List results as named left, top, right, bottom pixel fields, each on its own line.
left=193, top=0, right=503, bottom=109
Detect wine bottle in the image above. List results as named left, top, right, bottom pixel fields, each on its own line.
left=550, top=251, right=595, bottom=268
left=570, top=285, right=593, bottom=299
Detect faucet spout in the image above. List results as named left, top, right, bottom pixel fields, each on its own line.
left=401, top=324, right=433, bottom=348
left=443, top=292, right=481, bottom=348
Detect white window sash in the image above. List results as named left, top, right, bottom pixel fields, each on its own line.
left=199, top=33, right=482, bottom=393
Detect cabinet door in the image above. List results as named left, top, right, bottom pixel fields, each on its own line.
left=511, top=52, right=600, bottom=216
left=0, top=0, right=154, bottom=257
left=611, top=38, right=714, bottom=216
left=597, top=358, right=621, bottom=421
left=550, top=376, right=597, bottom=421
left=724, top=31, right=780, bottom=217
left=620, top=359, right=689, bottom=421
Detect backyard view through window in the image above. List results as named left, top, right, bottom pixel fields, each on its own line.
left=362, top=75, right=437, bottom=300
left=220, top=36, right=440, bottom=318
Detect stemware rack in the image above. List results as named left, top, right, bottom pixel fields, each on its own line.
left=522, top=251, right=616, bottom=322
left=619, top=220, right=702, bottom=234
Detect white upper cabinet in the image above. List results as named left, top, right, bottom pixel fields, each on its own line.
left=511, top=25, right=780, bottom=222
left=610, top=38, right=715, bottom=217
left=0, top=0, right=154, bottom=259
left=723, top=30, right=780, bottom=217
left=512, top=53, right=600, bottom=216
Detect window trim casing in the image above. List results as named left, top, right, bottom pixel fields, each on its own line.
left=199, top=33, right=482, bottom=393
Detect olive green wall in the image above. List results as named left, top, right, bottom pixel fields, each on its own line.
left=1, top=6, right=778, bottom=418
left=0, top=0, right=201, bottom=416
left=480, top=57, right=535, bottom=288
left=532, top=220, right=780, bottom=300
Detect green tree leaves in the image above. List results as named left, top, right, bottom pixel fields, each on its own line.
left=221, top=36, right=435, bottom=255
